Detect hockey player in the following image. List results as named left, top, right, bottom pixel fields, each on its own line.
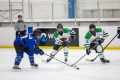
left=117, top=27, right=120, bottom=39
left=13, top=29, right=44, bottom=71
left=84, top=23, right=110, bottom=63
left=46, top=23, right=76, bottom=62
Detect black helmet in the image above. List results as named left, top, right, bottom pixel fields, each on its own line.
left=18, top=15, right=22, bottom=18
left=57, top=23, right=63, bottom=29
left=33, top=29, right=41, bottom=37
left=89, top=23, right=96, bottom=29
left=57, top=23, right=63, bottom=35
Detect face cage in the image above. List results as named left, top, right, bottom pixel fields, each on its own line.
left=35, top=32, right=41, bottom=37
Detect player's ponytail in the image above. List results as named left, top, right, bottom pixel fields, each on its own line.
left=30, top=33, right=34, bottom=36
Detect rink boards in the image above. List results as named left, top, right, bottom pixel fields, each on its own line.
left=0, top=46, right=120, bottom=50
left=0, top=26, right=119, bottom=50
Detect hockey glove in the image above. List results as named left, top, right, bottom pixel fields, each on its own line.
left=39, top=49, right=44, bottom=55
left=86, top=47, right=91, bottom=55
left=62, top=41, right=69, bottom=47
left=98, top=38, right=104, bottom=45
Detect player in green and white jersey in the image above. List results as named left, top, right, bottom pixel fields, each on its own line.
left=84, top=23, right=110, bottom=63
left=46, top=23, right=76, bottom=62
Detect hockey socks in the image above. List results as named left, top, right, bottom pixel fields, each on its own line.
left=26, top=51, right=34, bottom=63
left=15, top=53, right=24, bottom=66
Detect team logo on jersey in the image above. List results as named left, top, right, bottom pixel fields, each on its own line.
left=40, top=33, right=47, bottom=42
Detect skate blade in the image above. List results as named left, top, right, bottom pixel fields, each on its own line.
left=102, top=62, right=108, bottom=64
left=12, top=69, right=21, bottom=71
left=31, top=66, right=39, bottom=69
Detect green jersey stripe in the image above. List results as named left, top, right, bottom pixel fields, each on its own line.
left=103, top=35, right=109, bottom=37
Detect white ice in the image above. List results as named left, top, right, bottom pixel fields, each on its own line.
left=0, top=49, right=120, bottom=80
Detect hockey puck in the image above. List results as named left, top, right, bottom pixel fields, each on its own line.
left=76, top=68, right=79, bottom=70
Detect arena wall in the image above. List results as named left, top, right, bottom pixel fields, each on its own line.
left=0, top=26, right=119, bottom=50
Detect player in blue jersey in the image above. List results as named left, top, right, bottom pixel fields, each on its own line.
left=12, top=29, right=44, bottom=71
left=117, top=27, right=120, bottom=39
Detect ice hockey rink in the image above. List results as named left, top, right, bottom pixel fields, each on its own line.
left=0, top=49, right=120, bottom=80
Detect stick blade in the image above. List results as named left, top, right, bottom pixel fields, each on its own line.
left=85, top=58, right=92, bottom=62
left=41, top=59, right=47, bottom=63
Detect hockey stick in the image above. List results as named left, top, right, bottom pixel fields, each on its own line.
left=43, top=53, right=80, bottom=70
left=86, top=34, right=118, bottom=62
left=41, top=39, right=71, bottom=62
left=71, top=54, right=86, bottom=67
left=55, top=38, right=71, bottom=55
left=55, top=46, right=63, bottom=55
left=41, top=46, right=63, bottom=62
left=71, top=43, right=99, bottom=67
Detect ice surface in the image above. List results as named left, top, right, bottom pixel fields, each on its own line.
left=0, top=49, right=120, bottom=80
